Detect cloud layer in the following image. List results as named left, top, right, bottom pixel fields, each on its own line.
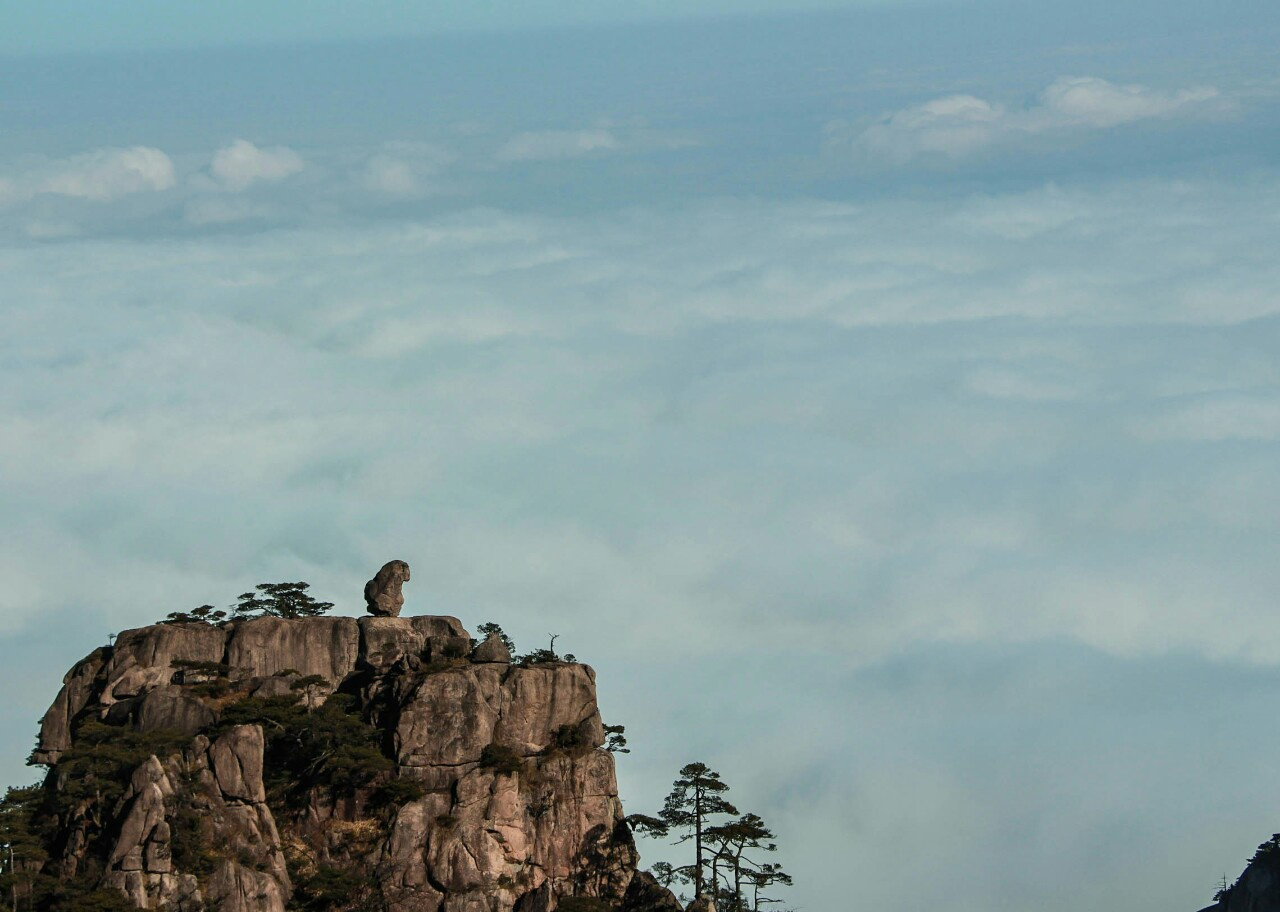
left=209, top=139, right=304, bottom=191
left=849, top=76, right=1232, bottom=162
left=3, top=165, right=1280, bottom=910
left=495, top=127, right=621, bottom=161
left=0, top=146, right=175, bottom=204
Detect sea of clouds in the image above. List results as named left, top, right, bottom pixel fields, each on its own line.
left=3, top=6, right=1280, bottom=910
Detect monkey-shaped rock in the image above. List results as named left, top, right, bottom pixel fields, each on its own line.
left=364, top=559, right=411, bottom=617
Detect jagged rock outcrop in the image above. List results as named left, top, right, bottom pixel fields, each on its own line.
left=29, top=612, right=648, bottom=912
left=472, top=633, right=512, bottom=665
left=99, top=725, right=288, bottom=912
left=33, top=647, right=111, bottom=764
left=366, top=560, right=412, bottom=617
left=620, top=872, right=682, bottom=912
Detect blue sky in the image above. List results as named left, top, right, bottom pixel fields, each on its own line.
left=2, top=2, right=1280, bottom=910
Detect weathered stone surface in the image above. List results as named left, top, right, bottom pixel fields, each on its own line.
left=103, top=623, right=228, bottom=705
left=382, top=798, right=450, bottom=912
left=128, top=754, right=174, bottom=801
left=396, top=665, right=505, bottom=769
left=210, top=725, right=267, bottom=803
left=493, top=664, right=605, bottom=756
left=109, top=782, right=166, bottom=867
left=34, top=647, right=110, bottom=763
left=366, top=559, right=412, bottom=617
left=136, top=686, right=217, bottom=736
left=95, top=723, right=289, bottom=912
left=226, top=615, right=359, bottom=682
left=622, top=871, right=683, bottom=912
left=361, top=615, right=469, bottom=671
left=114, top=622, right=229, bottom=671
left=472, top=632, right=512, bottom=664
left=206, top=861, right=288, bottom=912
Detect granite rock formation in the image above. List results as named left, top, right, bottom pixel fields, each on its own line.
left=98, top=725, right=288, bottom=912
left=365, top=560, right=412, bottom=617
left=28, top=612, right=666, bottom=912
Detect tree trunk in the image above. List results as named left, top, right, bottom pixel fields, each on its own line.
left=694, top=784, right=704, bottom=895
left=733, top=849, right=742, bottom=912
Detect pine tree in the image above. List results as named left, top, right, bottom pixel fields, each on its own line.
left=658, top=762, right=738, bottom=896
left=0, top=784, right=50, bottom=912
left=162, top=604, right=227, bottom=625
left=233, top=582, right=334, bottom=619
left=706, top=813, right=774, bottom=910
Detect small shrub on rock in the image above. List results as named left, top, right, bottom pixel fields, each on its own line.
left=56, top=721, right=189, bottom=813
left=291, top=864, right=380, bottom=912
left=50, top=887, right=140, bottom=912
left=217, top=693, right=392, bottom=806
left=170, top=659, right=233, bottom=679
left=372, top=778, right=425, bottom=808
left=516, top=633, right=576, bottom=666
left=478, top=743, right=523, bottom=775
left=550, top=724, right=590, bottom=755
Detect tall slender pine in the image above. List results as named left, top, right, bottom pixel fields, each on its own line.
left=658, top=762, right=738, bottom=896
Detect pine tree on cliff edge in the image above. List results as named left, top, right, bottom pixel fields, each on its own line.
left=232, top=581, right=334, bottom=619
left=659, top=762, right=738, bottom=896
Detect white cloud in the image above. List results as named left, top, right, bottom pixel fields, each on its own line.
left=850, top=76, right=1231, bottom=162
left=364, top=157, right=418, bottom=194
left=495, top=127, right=619, bottom=162
left=1036, top=76, right=1224, bottom=128
left=0, top=146, right=176, bottom=204
left=856, top=94, right=1007, bottom=160
left=359, top=142, right=453, bottom=196
left=210, top=139, right=304, bottom=191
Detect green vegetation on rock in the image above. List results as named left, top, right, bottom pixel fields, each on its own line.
left=216, top=692, right=391, bottom=807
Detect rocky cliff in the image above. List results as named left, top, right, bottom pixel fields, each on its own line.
left=26, top=612, right=679, bottom=912
left=1197, top=837, right=1280, bottom=912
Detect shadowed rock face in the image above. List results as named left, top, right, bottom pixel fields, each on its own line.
left=365, top=559, right=412, bottom=617
left=30, top=615, right=642, bottom=912
left=1200, top=840, right=1280, bottom=912
left=620, top=872, right=682, bottom=912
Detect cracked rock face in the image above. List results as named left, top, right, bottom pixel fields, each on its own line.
left=32, top=615, right=638, bottom=912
